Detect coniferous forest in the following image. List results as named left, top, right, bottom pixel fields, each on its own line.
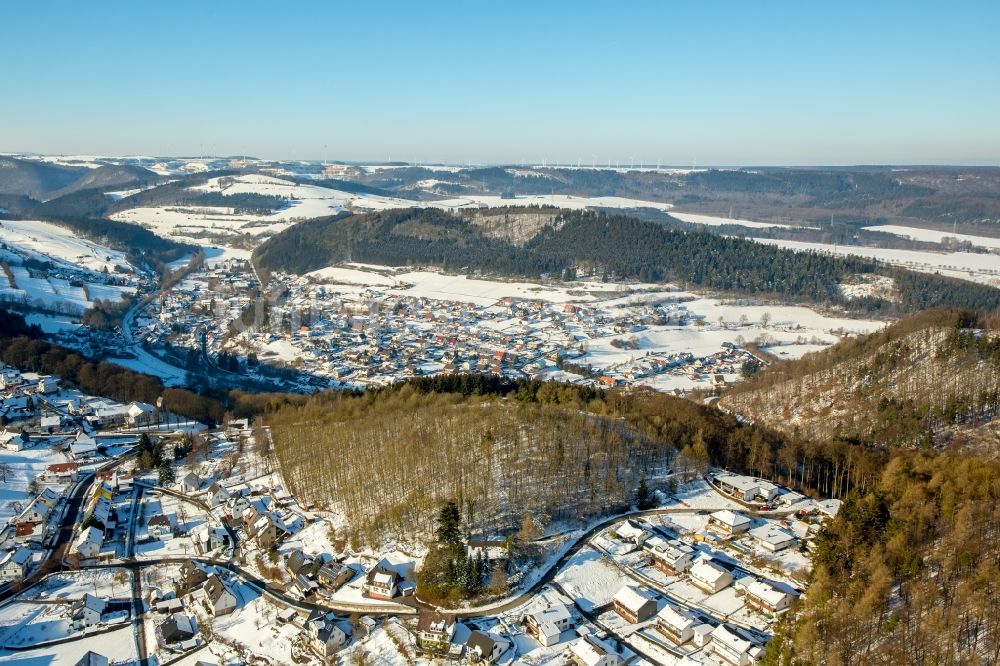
left=252, top=208, right=1000, bottom=315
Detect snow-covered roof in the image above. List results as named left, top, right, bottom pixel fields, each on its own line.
left=748, top=525, right=796, bottom=547
left=690, top=558, right=730, bottom=584
left=657, top=603, right=697, bottom=631
left=570, top=634, right=617, bottom=666
left=709, top=509, right=751, bottom=528
left=613, top=584, right=657, bottom=613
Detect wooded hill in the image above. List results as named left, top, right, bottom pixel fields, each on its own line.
left=252, top=207, right=1000, bottom=316
left=765, top=450, right=1000, bottom=665
left=722, top=307, right=1000, bottom=458
left=268, top=376, right=786, bottom=546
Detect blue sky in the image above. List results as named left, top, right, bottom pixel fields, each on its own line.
left=2, top=1, right=998, bottom=165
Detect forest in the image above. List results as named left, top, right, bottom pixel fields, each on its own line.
left=764, top=450, right=1000, bottom=665
left=722, top=307, right=1000, bottom=454
left=252, top=207, right=1000, bottom=315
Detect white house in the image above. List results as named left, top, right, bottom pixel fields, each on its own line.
left=37, top=376, right=59, bottom=394
left=656, top=603, right=699, bottom=645
left=748, top=525, right=796, bottom=552
left=0, top=367, right=22, bottom=389
left=645, top=536, right=695, bottom=575
left=305, top=610, right=350, bottom=658
left=71, top=594, right=107, bottom=629
left=568, top=634, right=621, bottom=666
left=202, top=573, right=238, bottom=615
left=18, top=499, right=50, bottom=525
left=707, top=510, right=752, bottom=537
left=736, top=577, right=795, bottom=613
left=689, top=558, right=733, bottom=594
left=523, top=603, right=575, bottom=647
left=0, top=548, right=32, bottom=581
left=126, top=401, right=158, bottom=427
left=466, top=630, right=510, bottom=664
left=615, top=519, right=650, bottom=546
left=179, top=471, right=201, bottom=494
left=1, top=430, right=30, bottom=451
left=207, top=483, right=230, bottom=508
left=74, top=526, right=103, bottom=559
left=70, top=431, right=98, bottom=459
left=709, top=624, right=762, bottom=666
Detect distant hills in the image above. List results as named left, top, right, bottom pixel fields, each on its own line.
left=0, top=156, right=158, bottom=204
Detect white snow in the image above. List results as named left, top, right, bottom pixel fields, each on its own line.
left=554, top=546, right=627, bottom=612
left=863, top=224, right=1000, bottom=250
left=751, top=237, right=1000, bottom=286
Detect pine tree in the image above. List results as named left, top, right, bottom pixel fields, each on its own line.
left=436, top=500, right=462, bottom=546
left=635, top=475, right=654, bottom=510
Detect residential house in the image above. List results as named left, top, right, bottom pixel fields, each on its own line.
left=568, top=634, right=621, bottom=666
left=689, top=559, right=733, bottom=594
left=37, top=376, right=59, bottom=394
left=74, top=526, right=103, bottom=559
left=612, top=585, right=658, bottom=624
left=523, top=603, right=575, bottom=647
left=304, top=610, right=351, bottom=659
left=615, top=519, right=650, bottom=546
left=707, top=510, right=752, bottom=538
left=294, top=573, right=320, bottom=598
left=708, top=624, right=762, bottom=666
left=15, top=521, right=44, bottom=544
left=71, top=594, right=107, bottom=629
left=191, top=524, right=229, bottom=555
left=179, top=471, right=201, bottom=494
left=176, top=561, right=209, bottom=596
left=0, top=367, right=22, bottom=389
left=0, top=548, right=32, bottom=581
left=207, top=483, right=230, bottom=508
left=466, top=630, right=510, bottom=664
left=70, top=431, right=98, bottom=459
left=414, top=611, right=455, bottom=654
left=18, top=499, right=50, bottom=525
left=748, top=525, right=796, bottom=552
left=42, top=462, right=79, bottom=484
left=127, top=401, right=158, bottom=427
left=147, top=514, right=174, bottom=538
left=285, top=548, right=313, bottom=578
left=735, top=577, right=795, bottom=613
left=644, top=536, right=694, bottom=575
left=36, top=487, right=61, bottom=510
left=40, top=414, right=62, bottom=432
left=160, top=613, right=196, bottom=645
left=655, top=604, right=698, bottom=645
left=364, top=565, right=401, bottom=600
left=202, top=573, right=238, bottom=615
left=317, top=563, right=359, bottom=590
left=712, top=473, right=780, bottom=504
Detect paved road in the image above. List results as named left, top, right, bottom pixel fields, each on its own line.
left=0, top=455, right=130, bottom=605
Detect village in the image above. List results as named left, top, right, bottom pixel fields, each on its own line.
left=0, top=356, right=843, bottom=666
left=94, top=256, right=849, bottom=396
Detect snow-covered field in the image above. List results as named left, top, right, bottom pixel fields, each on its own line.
left=670, top=211, right=801, bottom=230
left=553, top=546, right=626, bottom=612
left=752, top=237, right=1000, bottom=286
left=0, top=219, right=132, bottom=273
left=0, top=444, right=71, bottom=524
left=0, top=219, right=136, bottom=313
left=863, top=223, right=1000, bottom=250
